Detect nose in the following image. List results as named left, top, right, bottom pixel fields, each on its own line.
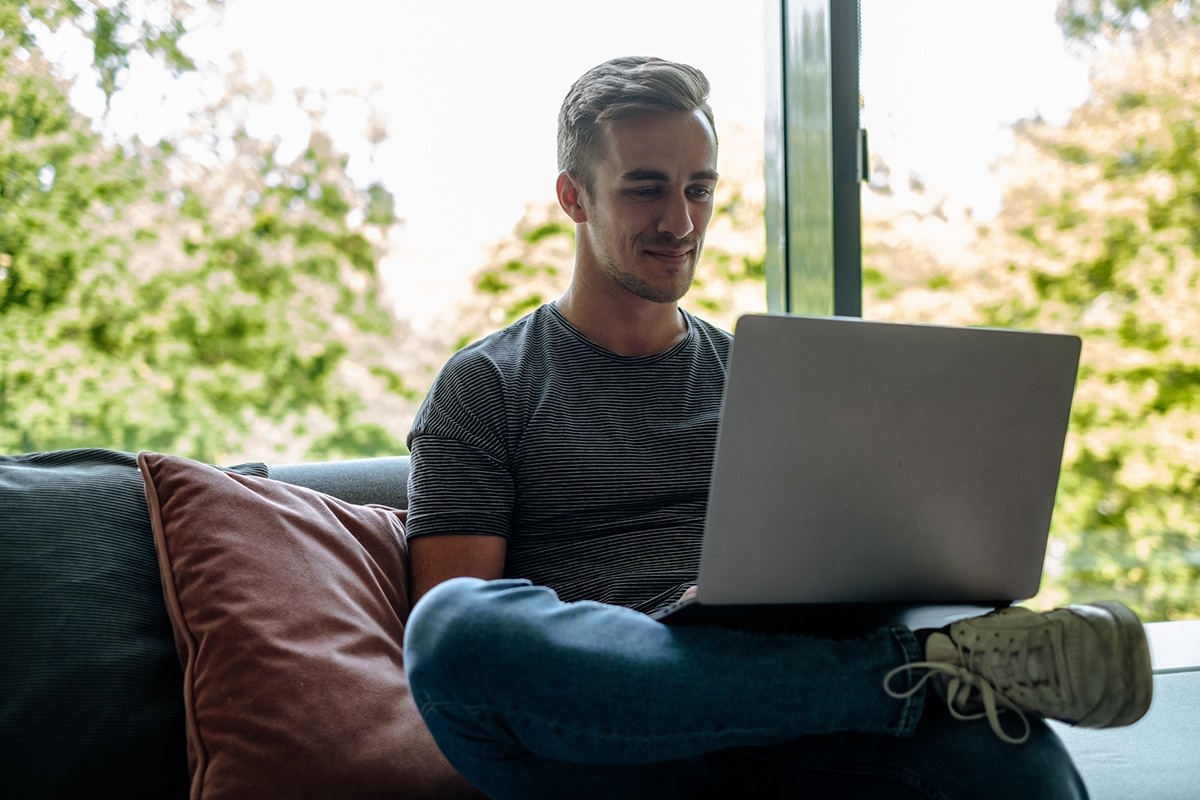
left=657, top=191, right=694, bottom=240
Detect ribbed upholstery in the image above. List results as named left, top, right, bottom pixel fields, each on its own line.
left=0, top=449, right=266, bottom=799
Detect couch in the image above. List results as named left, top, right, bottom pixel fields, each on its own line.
left=1, top=448, right=482, bottom=800
left=2, top=448, right=1197, bottom=799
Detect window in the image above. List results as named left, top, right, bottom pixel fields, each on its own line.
left=4, top=1, right=767, bottom=463
left=10, top=0, right=1194, bottom=622
left=806, top=0, right=1200, bottom=622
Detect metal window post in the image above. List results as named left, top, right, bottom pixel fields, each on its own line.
left=764, top=0, right=863, bottom=317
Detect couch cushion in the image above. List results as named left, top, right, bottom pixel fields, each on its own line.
left=138, top=451, right=479, bottom=800
left=0, top=448, right=267, bottom=800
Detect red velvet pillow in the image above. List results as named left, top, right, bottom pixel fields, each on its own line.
left=138, top=452, right=480, bottom=799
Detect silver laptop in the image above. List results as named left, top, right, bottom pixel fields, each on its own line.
left=652, top=313, right=1082, bottom=632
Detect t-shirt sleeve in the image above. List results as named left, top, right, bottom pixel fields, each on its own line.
left=405, top=350, right=515, bottom=540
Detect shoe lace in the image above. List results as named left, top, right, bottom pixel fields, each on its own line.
left=883, top=660, right=1033, bottom=745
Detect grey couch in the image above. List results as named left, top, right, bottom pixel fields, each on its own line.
left=2, top=451, right=1196, bottom=798
left=1, top=449, right=478, bottom=800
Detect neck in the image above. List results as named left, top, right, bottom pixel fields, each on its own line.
left=554, top=287, right=687, bottom=357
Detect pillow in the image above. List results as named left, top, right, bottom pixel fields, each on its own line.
left=137, top=451, right=480, bottom=800
left=0, top=448, right=267, bottom=800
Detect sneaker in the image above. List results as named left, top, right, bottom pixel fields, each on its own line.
left=883, top=601, right=1154, bottom=744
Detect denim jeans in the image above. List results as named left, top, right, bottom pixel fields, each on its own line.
left=404, top=578, right=1087, bottom=799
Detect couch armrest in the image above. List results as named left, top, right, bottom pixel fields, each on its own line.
left=1051, top=620, right=1200, bottom=800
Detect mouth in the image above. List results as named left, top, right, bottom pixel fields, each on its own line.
left=643, top=246, right=694, bottom=266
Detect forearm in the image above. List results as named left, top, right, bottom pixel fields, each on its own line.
left=409, top=533, right=508, bottom=604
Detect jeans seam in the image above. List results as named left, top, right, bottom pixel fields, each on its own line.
left=889, top=624, right=927, bottom=735
left=418, top=698, right=863, bottom=761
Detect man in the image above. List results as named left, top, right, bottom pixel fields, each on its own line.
left=402, top=56, right=1152, bottom=799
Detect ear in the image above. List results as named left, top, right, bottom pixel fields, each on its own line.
left=556, top=170, right=588, bottom=223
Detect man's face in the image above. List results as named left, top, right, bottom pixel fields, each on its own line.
left=576, top=109, right=719, bottom=305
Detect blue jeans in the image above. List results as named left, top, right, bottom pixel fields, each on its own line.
left=404, top=578, right=1087, bottom=799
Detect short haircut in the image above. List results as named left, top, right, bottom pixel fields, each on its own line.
left=557, top=56, right=716, bottom=191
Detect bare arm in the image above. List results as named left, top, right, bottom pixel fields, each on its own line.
left=409, top=533, right=508, bottom=605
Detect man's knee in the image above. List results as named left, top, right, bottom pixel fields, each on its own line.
left=404, top=577, right=546, bottom=697
left=407, top=578, right=498, bottom=665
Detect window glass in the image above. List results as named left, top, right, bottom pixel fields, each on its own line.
left=3, top=1, right=765, bottom=464
left=860, top=0, right=1200, bottom=622
left=198, top=0, right=770, bottom=339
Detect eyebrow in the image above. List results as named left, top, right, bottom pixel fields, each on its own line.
left=621, top=168, right=720, bottom=183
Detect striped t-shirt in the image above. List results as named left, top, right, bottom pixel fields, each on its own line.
left=405, top=303, right=732, bottom=614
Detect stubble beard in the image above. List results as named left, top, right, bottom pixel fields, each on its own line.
left=612, top=268, right=695, bottom=304
left=609, top=238, right=703, bottom=305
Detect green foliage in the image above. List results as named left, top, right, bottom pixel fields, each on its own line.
left=1014, top=223, right=1043, bottom=247
left=365, top=181, right=396, bottom=226
left=1031, top=216, right=1144, bottom=305
left=90, top=1, right=132, bottom=105
left=303, top=391, right=407, bottom=461
left=473, top=258, right=559, bottom=325
left=1116, top=90, right=1150, bottom=111
left=0, top=0, right=411, bottom=463
left=522, top=220, right=573, bottom=245
left=925, top=273, right=952, bottom=291
left=1045, top=141, right=1095, bottom=165
left=868, top=11, right=1200, bottom=620
left=861, top=265, right=898, bottom=301
left=1016, top=19, right=1200, bottom=619
left=1056, top=0, right=1197, bottom=41
left=369, top=365, right=418, bottom=400
left=307, top=421, right=406, bottom=461
left=451, top=207, right=576, bottom=343
left=1039, top=191, right=1090, bottom=231
left=3, top=0, right=218, bottom=107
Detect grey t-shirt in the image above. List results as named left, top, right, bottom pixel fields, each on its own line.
left=405, top=303, right=732, bottom=613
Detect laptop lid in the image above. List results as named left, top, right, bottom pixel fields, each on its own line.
left=693, top=313, right=1081, bottom=608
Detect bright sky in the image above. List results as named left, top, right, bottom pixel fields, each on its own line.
left=859, top=0, right=1092, bottom=219
left=54, top=0, right=1093, bottom=325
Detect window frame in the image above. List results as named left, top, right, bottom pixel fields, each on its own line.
left=764, top=0, right=863, bottom=317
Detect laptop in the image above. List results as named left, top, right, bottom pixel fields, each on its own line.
left=651, top=313, right=1082, bottom=634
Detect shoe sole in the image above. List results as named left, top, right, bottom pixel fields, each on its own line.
left=1078, top=601, right=1154, bottom=728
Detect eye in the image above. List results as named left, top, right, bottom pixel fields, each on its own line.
left=689, top=186, right=714, bottom=200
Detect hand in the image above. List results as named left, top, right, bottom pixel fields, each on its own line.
left=681, top=585, right=699, bottom=601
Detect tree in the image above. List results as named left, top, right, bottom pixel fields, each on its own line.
left=994, top=14, right=1200, bottom=620
left=863, top=9, right=1200, bottom=620
left=1056, top=0, right=1197, bottom=41
left=1, top=1, right=420, bottom=463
